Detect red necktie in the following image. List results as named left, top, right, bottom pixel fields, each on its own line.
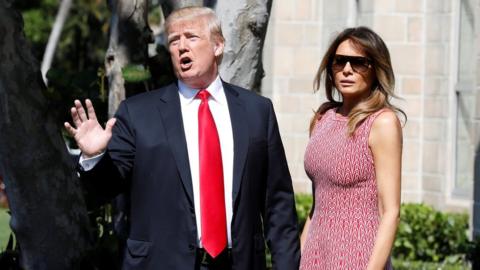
left=197, top=89, right=227, bottom=258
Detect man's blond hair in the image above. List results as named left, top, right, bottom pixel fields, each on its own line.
left=164, top=6, right=225, bottom=44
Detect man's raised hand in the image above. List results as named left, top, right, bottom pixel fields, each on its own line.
left=64, top=99, right=116, bottom=158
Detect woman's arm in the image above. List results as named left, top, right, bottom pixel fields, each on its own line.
left=300, top=215, right=311, bottom=252
left=366, top=111, right=402, bottom=270
left=300, top=184, right=315, bottom=252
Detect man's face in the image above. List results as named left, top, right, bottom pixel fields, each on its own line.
left=167, top=17, right=224, bottom=89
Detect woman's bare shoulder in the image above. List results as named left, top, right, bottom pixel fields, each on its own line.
left=369, top=109, right=402, bottom=147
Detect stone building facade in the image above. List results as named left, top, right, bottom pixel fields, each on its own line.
left=261, top=0, right=480, bottom=235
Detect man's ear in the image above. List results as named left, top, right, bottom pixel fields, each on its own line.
left=214, top=40, right=224, bottom=57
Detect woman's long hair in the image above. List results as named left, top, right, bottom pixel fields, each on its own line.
left=309, top=26, right=406, bottom=135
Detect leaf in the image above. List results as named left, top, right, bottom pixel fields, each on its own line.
left=122, top=65, right=152, bottom=83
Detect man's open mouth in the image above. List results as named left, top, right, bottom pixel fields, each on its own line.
left=180, top=57, right=193, bottom=70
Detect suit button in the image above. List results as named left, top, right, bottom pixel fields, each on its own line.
left=188, top=244, right=195, bottom=250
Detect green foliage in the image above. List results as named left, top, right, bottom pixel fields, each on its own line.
left=295, top=193, right=313, bottom=230
left=21, top=0, right=109, bottom=69
left=21, top=0, right=110, bottom=125
left=393, top=203, right=470, bottom=263
left=0, top=210, right=21, bottom=269
left=392, top=258, right=470, bottom=270
left=148, top=5, right=163, bottom=27
left=22, top=7, right=55, bottom=44
left=0, top=209, right=11, bottom=248
left=20, top=0, right=176, bottom=128
left=122, top=65, right=152, bottom=83
left=45, top=67, right=108, bottom=126
left=54, top=0, right=109, bottom=71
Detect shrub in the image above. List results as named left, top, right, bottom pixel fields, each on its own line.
left=393, top=203, right=470, bottom=263
left=295, top=193, right=313, bottom=230
left=392, top=258, right=470, bottom=270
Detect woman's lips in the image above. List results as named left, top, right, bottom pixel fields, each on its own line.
left=340, top=79, right=355, bottom=86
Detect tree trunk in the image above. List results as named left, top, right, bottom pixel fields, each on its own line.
left=40, top=0, right=73, bottom=85
left=105, top=0, right=151, bottom=117
left=0, top=2, right=92, bottom=269
left=160, top=0, right=203, bottom=18
left=216, top=0, right=273, bottom=92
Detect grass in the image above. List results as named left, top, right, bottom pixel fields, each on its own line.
left=0, top=208, right=11, bottom=249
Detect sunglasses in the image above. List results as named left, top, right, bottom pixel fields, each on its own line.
left=331, top=54, right=372, bottom=73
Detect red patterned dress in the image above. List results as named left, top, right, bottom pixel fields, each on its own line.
left=300, top=108, right=393, bottom=270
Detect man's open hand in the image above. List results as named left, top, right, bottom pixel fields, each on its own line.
left=64, top=99, right=116, bottom=158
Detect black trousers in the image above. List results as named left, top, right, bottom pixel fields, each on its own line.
left=195, top=248, right=232, bottom=270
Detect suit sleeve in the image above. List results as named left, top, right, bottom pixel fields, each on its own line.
left=263, top=100, right=301, bottom=269
left=79, top=101, right=135, bottom=207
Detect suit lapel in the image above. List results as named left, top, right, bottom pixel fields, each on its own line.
left=156, top=84, right=194, bottom=206
left=223, top=83, right=249, bottom=206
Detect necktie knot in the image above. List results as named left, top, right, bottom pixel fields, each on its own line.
left=197, top=89, right=210, bottom=101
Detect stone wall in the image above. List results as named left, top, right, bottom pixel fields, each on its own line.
left=359, top=0, right=431, bottom=204
left=263, top=0, right=325, bottom=193
left=423, top=0, right=456, bottom=209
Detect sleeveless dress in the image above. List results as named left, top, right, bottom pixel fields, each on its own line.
left=299, top=108, right=393, bottom=270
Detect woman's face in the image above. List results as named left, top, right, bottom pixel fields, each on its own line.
left=332, top=39, right=375, bottom=101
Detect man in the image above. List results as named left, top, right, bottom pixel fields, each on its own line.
left=65, top=6, right=300, bottom=270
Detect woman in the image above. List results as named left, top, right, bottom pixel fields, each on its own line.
left=299, top=27, right=404, bottom=270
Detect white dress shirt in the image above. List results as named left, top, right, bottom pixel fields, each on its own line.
left=80, top=75, right=234, bottom=247
left=178, top=76, right=234, bottom=247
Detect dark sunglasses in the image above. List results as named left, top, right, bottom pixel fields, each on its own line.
left=331, top=54, right=372, bottom=73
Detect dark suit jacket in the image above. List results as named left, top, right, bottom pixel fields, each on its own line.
left=80, top=81, right=300, bottom=270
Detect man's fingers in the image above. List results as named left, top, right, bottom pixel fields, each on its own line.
left=105, top=118, right=117, bottom=134
left=64, top=122, right=76, bottom=136
left=71, top=107, right=82, bottom=127
left=74, top=99, right=88, bottom=121
left=85, top=99, right=97, bottom=121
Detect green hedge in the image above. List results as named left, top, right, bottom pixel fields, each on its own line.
left=0, top=209, right=10, bottom=248
left=392, top=259, right=470, bottom=270
left=295, top=193, right=313, bottom=230
left=393, top=203, right=470, bottom=263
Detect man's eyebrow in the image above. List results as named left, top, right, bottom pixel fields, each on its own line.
left=183, top=30, right=197, bottom=35
left=167, top=30, right=197, bottom=41
left=167, top=33, right=180, bottom=41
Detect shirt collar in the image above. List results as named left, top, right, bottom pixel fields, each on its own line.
left=178, top=76, right=224, bottom=105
